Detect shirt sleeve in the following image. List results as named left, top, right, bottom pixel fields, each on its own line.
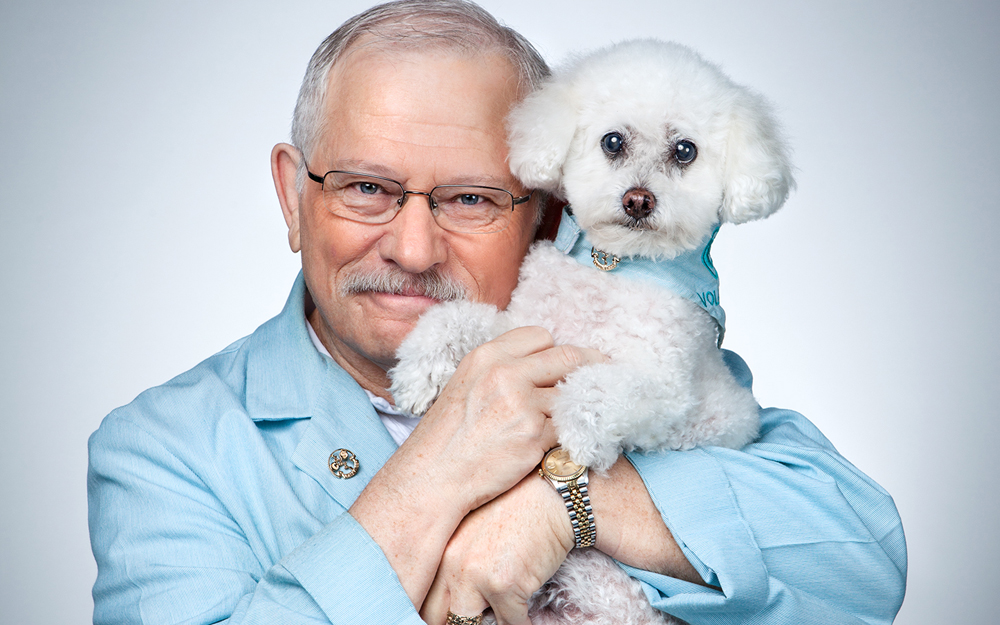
left=621, top=352, right=907, bottom=624
left=88, top=415, right=424, bottom=625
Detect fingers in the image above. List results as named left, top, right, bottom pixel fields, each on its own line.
left=486, top=325, right=556, bottom=358
left=422, top=580, right=490, bottom=625
left=448, top=589, right=490, bottom=625
left=487, top=592, right=532, bottom=625
left=522, top=345, right=608, bottom=388
left=421, top=573, right=449, bottom=624
left=539, top=409, right=559, bottom=452
left=422, top=564, right=491, bottom=625
left=439, top=582, right=531, bottom=625
left=486, top=326, right=608, bottom=387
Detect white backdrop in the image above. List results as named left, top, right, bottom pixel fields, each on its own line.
left=1, top=1, right=997, bottom=623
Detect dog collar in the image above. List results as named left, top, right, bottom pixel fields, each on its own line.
left=553, top=207, right=726, bottom=343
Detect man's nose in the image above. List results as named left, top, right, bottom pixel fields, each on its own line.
left=376, top=194, right=448, bottom=273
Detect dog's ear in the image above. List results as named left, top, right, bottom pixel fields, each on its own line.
left=719, top=91, right=795, bottom=224
left=506, top=79, right=578, bottom=195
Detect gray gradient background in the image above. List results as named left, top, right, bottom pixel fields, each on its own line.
left=1, top=0, right=997, bottom=623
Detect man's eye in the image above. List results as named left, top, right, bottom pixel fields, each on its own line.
left=675, top=140, right=697, bottom=164
left=356, top=182, right=381, bottom=194
left=458, top=194, right=482, bottom=205
left=602, top=132, right=624, bottom=154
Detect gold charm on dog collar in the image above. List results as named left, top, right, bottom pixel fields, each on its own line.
left=591, top=247, right=620, bottom=271
left=328, top=449, right=359, bottom=479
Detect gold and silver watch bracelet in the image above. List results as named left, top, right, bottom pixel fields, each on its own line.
left=539, top=447, right=596, bottom=549
left=558, top=470, right=596, bottom=548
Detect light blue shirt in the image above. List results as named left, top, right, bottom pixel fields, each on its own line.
left=88, top=273, right=906, bottom=624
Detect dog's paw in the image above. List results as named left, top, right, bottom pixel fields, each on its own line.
left=389, top=301, right=501, bottom=415
left=550, top=363, right=631, bottom=472
left=530, top=549, right=683, bottom=625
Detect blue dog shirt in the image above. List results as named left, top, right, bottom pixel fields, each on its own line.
left=553, top=208, right=726, bottom=343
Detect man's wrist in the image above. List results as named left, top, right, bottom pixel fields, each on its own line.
left=524, top=468, right=576, bottom=553
left=585, top=459, right=623, bottom=558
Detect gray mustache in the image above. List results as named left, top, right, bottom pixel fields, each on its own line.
left=339, top=268, right=468, bottom=302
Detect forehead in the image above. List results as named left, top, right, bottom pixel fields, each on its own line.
left=315, top=46, right=524, bottom=184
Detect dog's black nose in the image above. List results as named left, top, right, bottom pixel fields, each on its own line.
left=622, top=188, right=656, bottom=220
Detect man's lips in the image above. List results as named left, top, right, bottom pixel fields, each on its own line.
left=394, top=286, right=434, bottom=298
left=359, top=291, right=443, bottom=320
left=365, top=291, right=437, bottom=304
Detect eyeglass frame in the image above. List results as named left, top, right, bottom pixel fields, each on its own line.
left=305, top=166, right=533, bottom=233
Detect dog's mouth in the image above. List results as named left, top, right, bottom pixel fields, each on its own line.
left=619, top=187, right=656, bottom=229
left=614, top=216, right=653, bottom=231
left=622, top=215, right=655, bottom=230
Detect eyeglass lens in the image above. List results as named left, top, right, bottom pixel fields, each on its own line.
left=320, top=171, right=514, bottom=234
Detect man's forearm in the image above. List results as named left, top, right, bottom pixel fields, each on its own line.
left=589, top=456, right=707, bottom=586
left=348, top=440, right=470, bottom=608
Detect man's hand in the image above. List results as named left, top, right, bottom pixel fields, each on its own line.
left=421, top=456, right=709, bottom=625
left=349, top=326, right=606, bottom=609
left=405, top=326, right=606, bottom=511
left=420, top=471, right=574, bottom=625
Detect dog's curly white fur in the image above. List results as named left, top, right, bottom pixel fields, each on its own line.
left=390, top=39, right=793, bottom=624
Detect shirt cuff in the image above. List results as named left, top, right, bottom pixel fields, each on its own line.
left=623, top=448, right=770, bottom=618
left=281, top=511, right=425, bottom=624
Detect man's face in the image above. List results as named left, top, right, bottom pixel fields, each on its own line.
left=284, top=47, right=537, bottom=383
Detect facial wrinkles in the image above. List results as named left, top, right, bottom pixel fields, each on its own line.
left=352, top=121, right=506, bottom=183
left=360, top=113, right=496, bottom=147
left=352, top=81, right=509, bottom=150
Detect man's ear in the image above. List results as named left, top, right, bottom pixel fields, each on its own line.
left=719, top=91, right=795, bottom=224
left=271, top=142, right=303, bottom=253
left=506, top=79, right=578, bottom=196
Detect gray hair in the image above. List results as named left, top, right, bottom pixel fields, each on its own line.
left=290, top=0, right=550, bottom=193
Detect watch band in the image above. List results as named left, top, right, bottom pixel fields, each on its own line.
left=556, top=471, right=596, bottom=548
left=539, top=447, right=596, bottom=549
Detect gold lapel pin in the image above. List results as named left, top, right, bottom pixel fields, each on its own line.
left=329, top=448, right=360, bottom=479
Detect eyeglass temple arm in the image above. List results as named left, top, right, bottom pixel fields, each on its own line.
left=512, top=191, right=533, bottom=207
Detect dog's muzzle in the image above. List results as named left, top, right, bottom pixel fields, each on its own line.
left=622, top=187, right=656, bottom=220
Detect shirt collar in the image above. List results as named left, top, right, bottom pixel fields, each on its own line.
left=243, top=271, right=375, bottom=422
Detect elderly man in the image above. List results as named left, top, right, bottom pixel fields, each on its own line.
left=88, top=1, right=906, bottom=624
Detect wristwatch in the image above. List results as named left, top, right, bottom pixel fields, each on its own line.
left=539, top=446, right=596, bottom=548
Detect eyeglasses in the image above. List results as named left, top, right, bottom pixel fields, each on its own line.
left=306, top=168, right=532, bottom=234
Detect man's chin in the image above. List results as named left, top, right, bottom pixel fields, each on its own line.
left=350, top=292, right=444, bottom=363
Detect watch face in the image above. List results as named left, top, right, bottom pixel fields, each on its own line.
left=543, top=447, right=586, bottom=480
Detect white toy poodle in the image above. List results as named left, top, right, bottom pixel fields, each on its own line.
left=390, top=39, right=794, bottom=624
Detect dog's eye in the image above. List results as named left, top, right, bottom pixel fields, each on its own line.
left=602, top=132, right=624, bottom=154
left=675, top=140, right=697, bottom=164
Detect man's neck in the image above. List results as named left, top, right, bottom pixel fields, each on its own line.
left=306, top=308, right=395, bottom=402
